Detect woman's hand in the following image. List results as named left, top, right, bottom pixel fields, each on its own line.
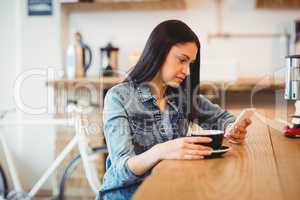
left=225, top=118, right=252, bottom=144
left=156, top=137, right=213, bottom=160
left=127, top=137, right=212, bottom=176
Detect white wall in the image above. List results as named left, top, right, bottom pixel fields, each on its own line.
left=0, top=0, right=300, bottom=191
left=68, top=0, right=300, bottom=80
left=18, top=0, right=62, bottom=191
left=0, top=1, right=18, bottom=109
left=0, top=0, right=22, bottom=189
left=0, top=0, right=61, bottom=190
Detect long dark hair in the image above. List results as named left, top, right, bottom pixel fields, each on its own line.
left=124, top=20, right=201, bottom=122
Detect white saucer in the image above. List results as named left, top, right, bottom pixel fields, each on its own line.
left=205, top=145, right=231, bottom=159
left=212, top=146, right=231, bottom=153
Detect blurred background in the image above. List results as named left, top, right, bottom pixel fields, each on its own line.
left=0, top=0, right=300, bottom=199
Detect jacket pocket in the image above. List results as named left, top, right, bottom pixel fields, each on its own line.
left=128, top=115, right=155, bottom=134
left=128, top=115, right=156, bottom=150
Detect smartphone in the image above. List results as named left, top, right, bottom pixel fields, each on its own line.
left=226, top=108, right=256, bottom=142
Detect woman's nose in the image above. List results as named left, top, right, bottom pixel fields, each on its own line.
left=182, top=65, right=190, bottom=76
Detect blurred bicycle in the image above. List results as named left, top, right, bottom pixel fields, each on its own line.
left=0, top=107, right=107, bottom=200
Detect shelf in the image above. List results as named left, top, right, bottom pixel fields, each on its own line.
left=47, top=77, right=285, bottom=92
left=201, top=78, right=285, bottom=92
left=47, top=76, right=124, bottom=89
left=256, top=0, right=300, bottom=9
left=61, top=0, right=186, bottom=12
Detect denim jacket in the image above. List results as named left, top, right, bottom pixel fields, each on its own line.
left=97, top=81, right=236, bottom=200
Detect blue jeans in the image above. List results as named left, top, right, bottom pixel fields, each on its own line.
left=96, top=182, right=140, bottom=200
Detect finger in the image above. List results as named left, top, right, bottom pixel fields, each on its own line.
left=185, top=136, right=212, bottom=144
left=230, top=131, right=246, bottom=140
left=245, top=118, right=252, bottom=126
left=183, top=155, right=204, bottom=160
left=239, top=120, right=246, bottom=127
left=234, top=125, right=240, bottom=132
left=231, top=130, right=247, bottom=140
left=238, top=133, right=246, bottom=140
left=230, top=127, right=240, bottom=136
left=229, top=133, right=240, bottom=140
left=184, top=143, right=213, bottom=151
left=235, top=138, right=245, bottom=144
left=228, top=138, right=244, bottom=144
left=237, top=125, right=246, bottom=132
left=239, top=130, right=247, bottom=136
left=228, top=134, right=246, bottom=143
left=185, top=149, right=213, bottom=156
left=237, top=130, right=246, bottom=136
left=228, top=138, right=239, bottom=144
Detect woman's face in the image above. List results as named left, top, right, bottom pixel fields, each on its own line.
left=159, top=42, right=198, bottom=88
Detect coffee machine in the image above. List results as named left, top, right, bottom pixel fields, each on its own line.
left=284, top=54, right=300, bottom=138
left=100, top=43, right=119, bottom=77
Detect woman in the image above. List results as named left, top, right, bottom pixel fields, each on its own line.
left=97, top=20, right=251, bottom=200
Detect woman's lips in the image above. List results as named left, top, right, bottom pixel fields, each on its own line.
left=176, top=76, right=185, bottom=81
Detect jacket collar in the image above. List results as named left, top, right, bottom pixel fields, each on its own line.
left=133, top=81, right=179, bottom=112
left=136, top=83, right=155, bottom=103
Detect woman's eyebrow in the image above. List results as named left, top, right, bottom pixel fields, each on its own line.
left=181, top=54, right=195, bottom=62
left=180, top=54, right=190, bottom=60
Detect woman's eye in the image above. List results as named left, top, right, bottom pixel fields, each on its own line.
left=178, top=58, right=187, bottom=63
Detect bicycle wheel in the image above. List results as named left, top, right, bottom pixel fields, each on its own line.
left=56, top=146, right=107, bottom=200
left=0, top=164, right=8, bottom=198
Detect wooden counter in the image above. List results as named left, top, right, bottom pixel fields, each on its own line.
left=132, top=115, right=300, bottom=200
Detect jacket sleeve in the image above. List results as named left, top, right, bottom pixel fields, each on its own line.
left=103, top=88, right=145, bottom=185
left=194, top=95, right=236, bottom=131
